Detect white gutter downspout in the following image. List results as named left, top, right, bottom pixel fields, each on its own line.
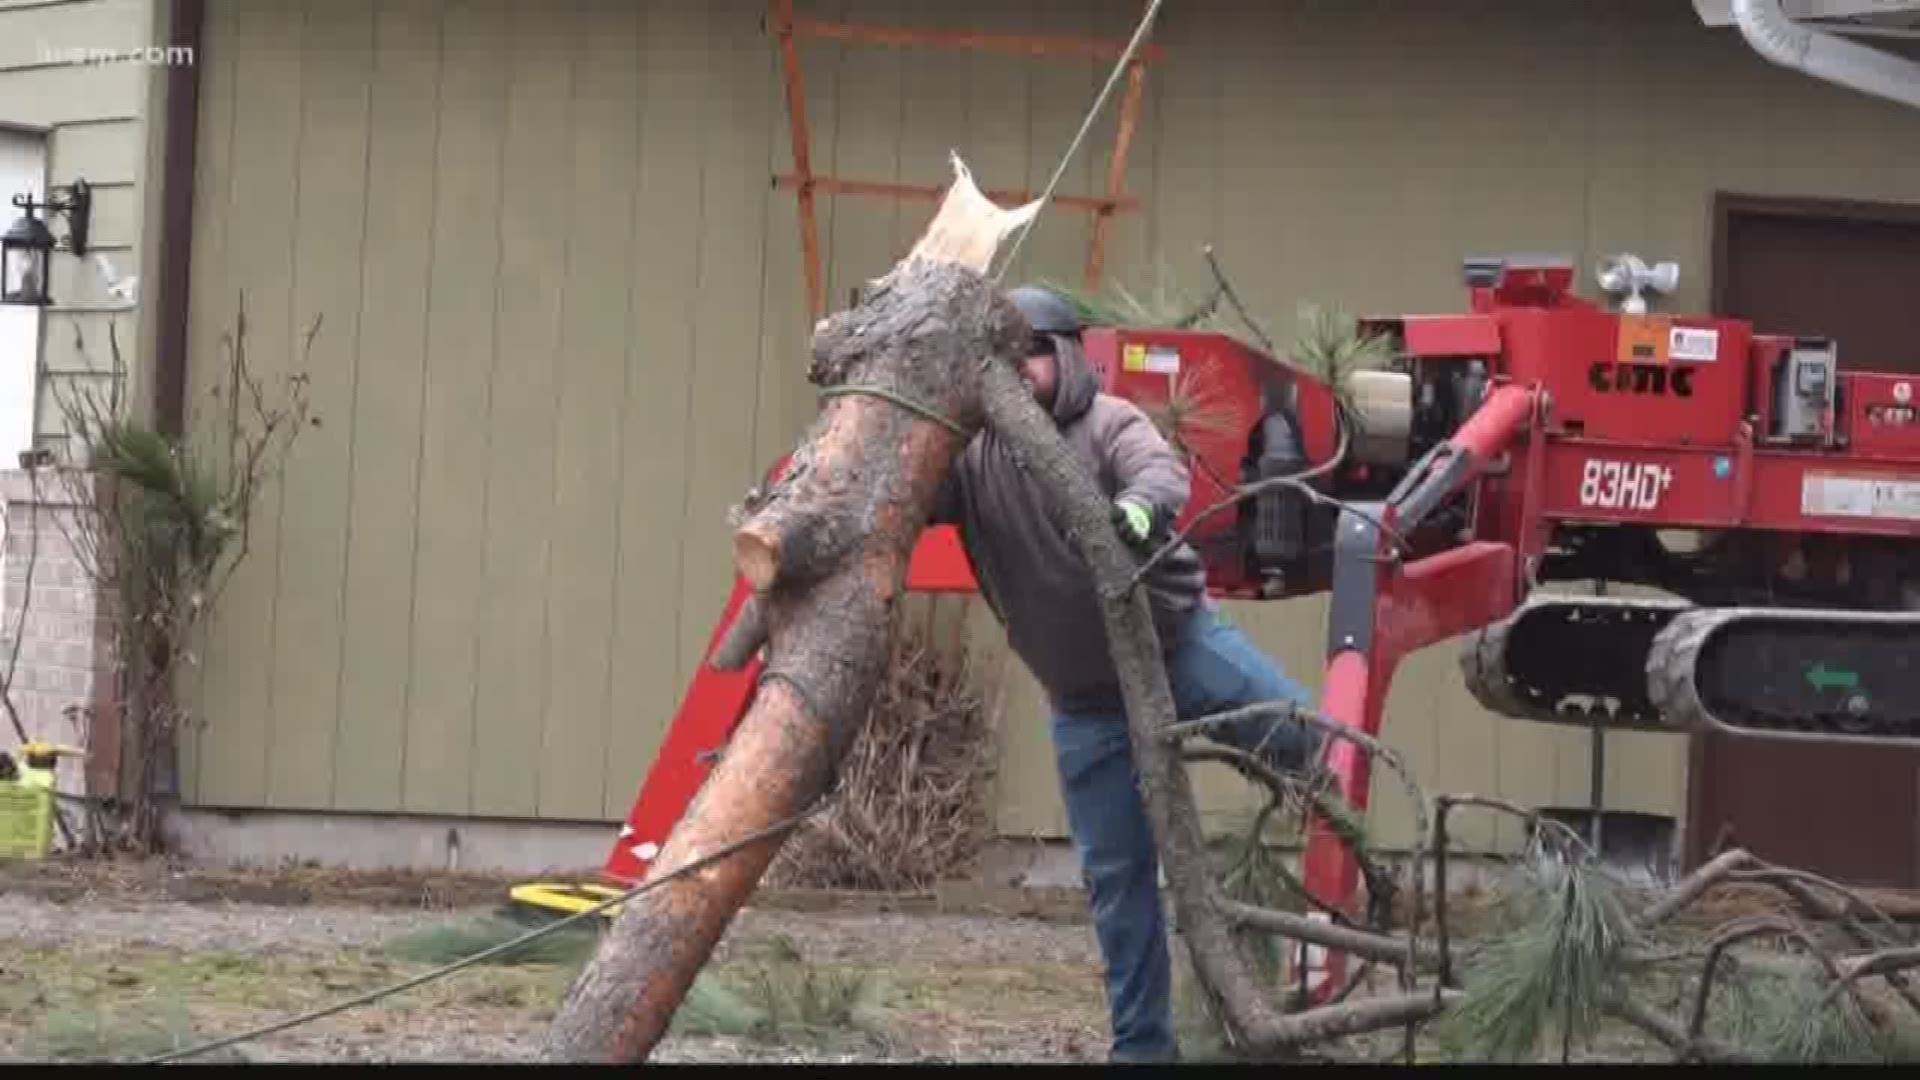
left=1731, top=0, right=1920, bottom=110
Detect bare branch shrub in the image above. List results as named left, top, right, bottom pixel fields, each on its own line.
left=41, top=295, right=315, bottom=853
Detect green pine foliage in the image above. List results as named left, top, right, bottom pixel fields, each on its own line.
left=1435, top=847, right=1644, bottom=1061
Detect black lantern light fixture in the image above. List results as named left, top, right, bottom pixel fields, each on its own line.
left=2, top=179, right=91, bottom=308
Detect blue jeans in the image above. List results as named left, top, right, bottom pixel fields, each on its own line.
left=1049, top=605, right=1319, bottom=1063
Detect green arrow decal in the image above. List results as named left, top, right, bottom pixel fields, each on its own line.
left=1805, top=662, right=1860, bottom=694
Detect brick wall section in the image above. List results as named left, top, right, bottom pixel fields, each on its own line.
left=0, top=468, right=111, bottom=798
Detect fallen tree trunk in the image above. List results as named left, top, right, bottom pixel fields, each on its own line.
left=539, top=158, right=1039, bottom=1063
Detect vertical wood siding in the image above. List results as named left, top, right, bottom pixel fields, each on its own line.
left=179, top=0, right=1920, bottom=851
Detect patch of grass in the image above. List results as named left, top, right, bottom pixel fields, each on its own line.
left=3, top=942, right=325, bottom=1015
left=23, top=1001, right=215, bottom=1062
left=2, top=923, right=1118, bottom=1062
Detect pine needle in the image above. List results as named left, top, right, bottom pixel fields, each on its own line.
left=1042, top=261, right=1220, bottom=330
left=382, top=913, right=602, bottom=968
left=1212, top=805, right=1304, bottom=985
left=1041, top=268, right=1397, bottom=451
left=1287, top=302, right=1397, bottom=433
left=1715, top=966, right=1883, bottom=1063
left=670, top=974, right=769, bottom=1039
left=1435, top=848, right=1642, bottom=1061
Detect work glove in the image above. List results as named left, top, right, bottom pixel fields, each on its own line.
left=1111, top=497, right=1156, bottom=552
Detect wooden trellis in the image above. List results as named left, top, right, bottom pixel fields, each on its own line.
left=767, top=0, right=1163, bottom=319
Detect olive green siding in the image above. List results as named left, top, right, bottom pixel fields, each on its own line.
left=176, top=0, right=1920, bottom=851
left=0, top=0, right=164, bottom=455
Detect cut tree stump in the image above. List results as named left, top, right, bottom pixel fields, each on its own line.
left=538, top=155, right=1041, bottom=1063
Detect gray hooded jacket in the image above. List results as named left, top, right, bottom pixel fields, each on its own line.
left=931, top=335, right=1210, bottom=714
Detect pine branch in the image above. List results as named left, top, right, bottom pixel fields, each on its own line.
left=1688, top=916, right=1798, bottom=1043
left=1432, top=844, right=1643, bottom=1061
left=1639, top=847, right=1755, bottom=928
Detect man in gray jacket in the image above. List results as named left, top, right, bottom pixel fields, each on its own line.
left=931, top=285, right=1324, bottom=1063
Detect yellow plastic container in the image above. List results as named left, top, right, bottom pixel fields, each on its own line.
left=0, top=780, right=53, bottom=859
left=0, top=742, right=82, bottom=860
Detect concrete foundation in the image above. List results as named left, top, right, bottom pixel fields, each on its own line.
left=162, top=806, right=1563, bottom=900
left=163, top=805, right=1098, bottom=888
left=164, top=807, right=617, bottom=877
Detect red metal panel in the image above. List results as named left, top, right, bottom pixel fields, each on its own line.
left=1507, top=307, right=1751, bottom=449
left=1100, top=330, right=1269, bottom=524
left=1398, top=314, right=1500, bottom=357
left=1293, top=378, right=1340, bottom=467
left=601, top=574, right=764, bottom=884
left=1535, top=439, right=1920, bottom=538
left=904, top=525, right=978, bottom=593
left=1750, top=456, right=1920, bottom=538
left=1538, top=442, right=1738, bottom=528
left=1845, top=372, right=1920, bottom=457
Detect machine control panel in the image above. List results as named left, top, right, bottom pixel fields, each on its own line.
left=1771, top=338, right=1838, bottom=442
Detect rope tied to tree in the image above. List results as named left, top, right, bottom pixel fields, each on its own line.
left=815, top=383, right=976, bottom=440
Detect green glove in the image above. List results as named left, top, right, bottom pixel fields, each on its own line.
left=1112, top=497, right=1154, bottom=547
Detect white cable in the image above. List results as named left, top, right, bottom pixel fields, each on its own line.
left=990, top=0, right=1167, bottom=284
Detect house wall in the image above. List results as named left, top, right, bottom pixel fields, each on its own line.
left=0, top=0, right=172, bottom=794
left=173, top=0, right=1920, bottom=854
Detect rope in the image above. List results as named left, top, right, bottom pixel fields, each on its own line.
left=817, top=384, right=973, bottom=438
left=137, top=799, right=830, bottom=1064
left=989, top=0, right=1168, bottom=285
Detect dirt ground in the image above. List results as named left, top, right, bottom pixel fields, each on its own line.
left=8, top=853, right=1897, bottom=1063
left=0, top=856, right=1123, bottom=1063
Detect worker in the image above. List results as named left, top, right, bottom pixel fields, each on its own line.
left=930, top=284, right=1326, bottom=1064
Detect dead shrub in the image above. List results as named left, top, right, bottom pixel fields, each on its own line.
left=765, top=613, right=998, bottom=893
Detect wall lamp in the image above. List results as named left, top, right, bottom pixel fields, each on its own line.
left=2, top=179, right=92, bottom=307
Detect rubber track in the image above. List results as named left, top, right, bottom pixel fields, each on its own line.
left=1458, top=594, right=1690, bottom=732
left=1647, top=605, right=1920, bottom=747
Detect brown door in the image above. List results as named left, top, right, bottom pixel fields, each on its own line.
left=1690, top=194, right=1920, bottom=887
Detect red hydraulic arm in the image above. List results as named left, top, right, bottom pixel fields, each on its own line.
left=1296, top=382, right=1545, bottom=1001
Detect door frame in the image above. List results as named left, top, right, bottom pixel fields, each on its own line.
left=1710, top=190, right=1920, bottom=316
left=1687, top=189, right=1920, bottom=870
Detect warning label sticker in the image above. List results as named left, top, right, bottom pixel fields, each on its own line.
left=1615, top=314, right=1671, bottom=364
left=1801, top=473, right=1920, bottom=522
left=1122, top=342, right=1181, bottom=375
left=1669, top=326, right=1719, bottom=363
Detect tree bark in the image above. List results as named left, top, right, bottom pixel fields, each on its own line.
left=539, top=157, right=1037, bottom=1063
